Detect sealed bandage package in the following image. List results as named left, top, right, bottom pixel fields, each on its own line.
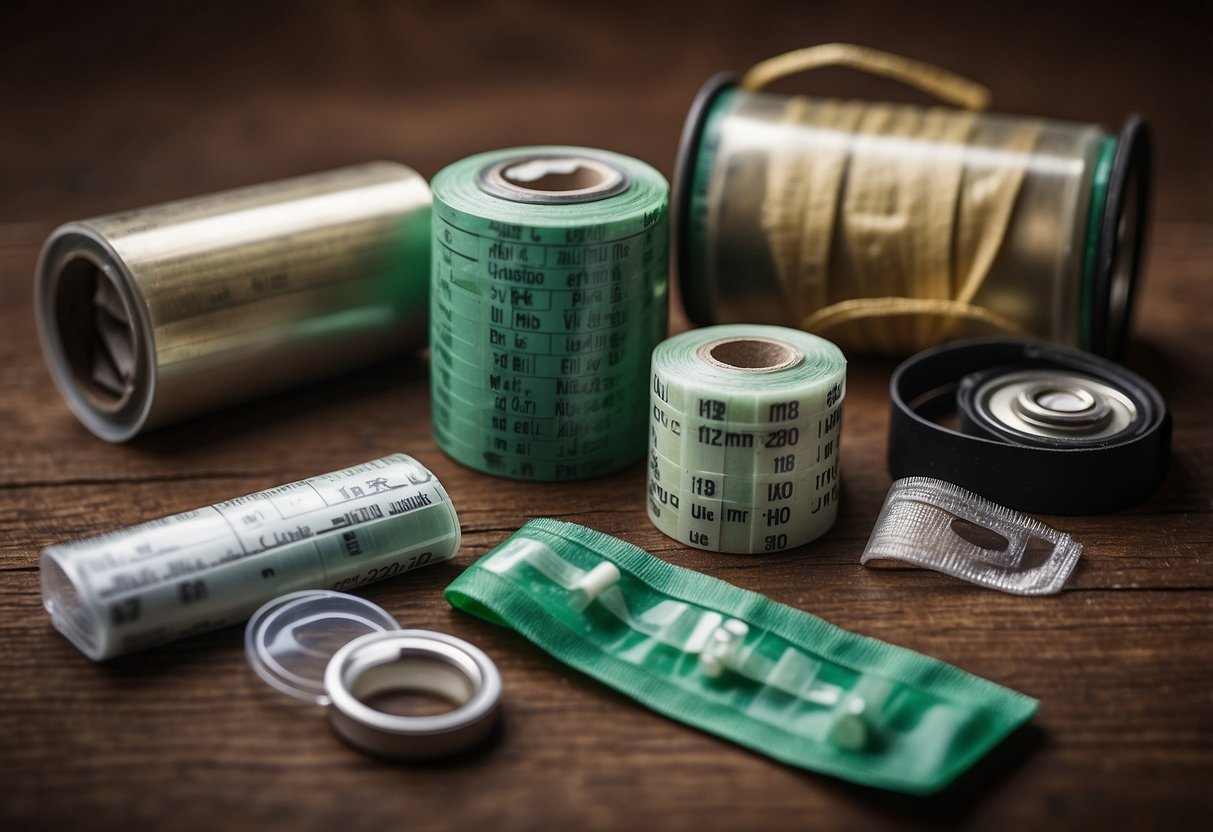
left=446, top=518, right=1038, bottom=794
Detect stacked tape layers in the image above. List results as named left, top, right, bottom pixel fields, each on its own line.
left=40, top=454, right=460, bottom=660
left=648, top=325, right=846, bottom=553
left=430, top=146, right=669, bottom=481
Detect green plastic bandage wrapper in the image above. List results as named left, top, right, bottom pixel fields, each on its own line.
left=446, top=518, right=1038, bottom=794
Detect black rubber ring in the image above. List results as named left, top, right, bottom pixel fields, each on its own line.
left=672, top=72, right=739, bottom=328
left=888, top=338, right=1170, bottom=515
left=1091, top=116, right=1152, bottom=359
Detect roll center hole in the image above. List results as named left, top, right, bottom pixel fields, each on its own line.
left=701, top=337, right=803, bottom=372
left=53, top=256, right=135, bottom=411
left=501, top=158, right=607, bottom=193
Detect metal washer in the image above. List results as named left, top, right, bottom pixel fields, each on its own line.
left=970, top=368, right=1139, bottom=444
left=324, top=629, right=501, bottom=759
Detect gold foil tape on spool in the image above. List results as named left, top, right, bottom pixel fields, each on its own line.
left=674, top=44, right=1150, bottom=357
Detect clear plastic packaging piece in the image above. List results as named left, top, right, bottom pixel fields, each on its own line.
left=245, top=590, right=402, bottom=704
left=861, top=476, right=1083, bottom=595
left=245, top=591, right=502, bottom=759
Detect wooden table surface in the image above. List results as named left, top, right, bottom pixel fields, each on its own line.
left=2, top=1, right=1210, bottom=829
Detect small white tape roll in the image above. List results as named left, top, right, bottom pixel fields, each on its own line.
left=647, top=325, right=846, bottom=553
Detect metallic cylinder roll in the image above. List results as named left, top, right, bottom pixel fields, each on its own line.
left=675, top=71, right=1150, bottom=358
left=34, top=162, right=432, bottom=441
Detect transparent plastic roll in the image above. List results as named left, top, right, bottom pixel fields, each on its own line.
left=675, top=46, right=1151, bottom=357
left=41, top=454, right=459, bottom=660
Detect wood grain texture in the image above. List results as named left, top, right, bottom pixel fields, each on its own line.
left=1, top=1, right=1210, bottom=829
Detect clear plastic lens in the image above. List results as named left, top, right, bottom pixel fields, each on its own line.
left=245, top=590, right=402, bottom=704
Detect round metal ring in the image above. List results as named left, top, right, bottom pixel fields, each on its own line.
left=1013, top=380, right=1109, bottom=429
left=970, top=368, right=1137, bottom=443
left=324, top=629, right=501, bottom=759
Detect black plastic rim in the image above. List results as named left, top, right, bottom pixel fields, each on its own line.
left=1091, top=116, right=1152, bottom=359
left=888, top=337, right=1170, bottom=515
left=672, top=72, right=739, bottom=328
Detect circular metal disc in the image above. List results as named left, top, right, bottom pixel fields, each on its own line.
left=970, top=369, right=1138, bottom=444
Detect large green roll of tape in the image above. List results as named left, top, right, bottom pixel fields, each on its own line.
left=648, top=324, right=847, bottom=553
left=430, top=147, right=669, bottom=481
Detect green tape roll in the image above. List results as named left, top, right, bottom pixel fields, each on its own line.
left=648, top=324, right=846, bottom=553
left=430, top=146, right=669, bottom=481
left=446, top=519, right=1038, bottom=795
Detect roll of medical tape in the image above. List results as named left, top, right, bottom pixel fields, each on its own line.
left=647, top=325, right=846, bottom=553
left=430, top=146, right=669, bottom=482
left=40, top=454, right=460, bottom=660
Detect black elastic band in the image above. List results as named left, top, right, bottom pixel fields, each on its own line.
left=888, top=338, right=1170, bottom=515
left=1091, top=116, right=1152, bottom=359
left=672, top=72, right=739, bottom=328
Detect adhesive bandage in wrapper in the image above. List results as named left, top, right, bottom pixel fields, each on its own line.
left=445, top=519, right=1038, bottom=795
left=429, top=146, right=669, bottom=481
left=862, top=478, right=1083, bottom=595
left=41, top=454, right=460, bottom=660
left=648, top=324, right=846, bottom=553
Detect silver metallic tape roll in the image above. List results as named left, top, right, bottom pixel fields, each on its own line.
left=34, top=162, right=432, bottom=441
